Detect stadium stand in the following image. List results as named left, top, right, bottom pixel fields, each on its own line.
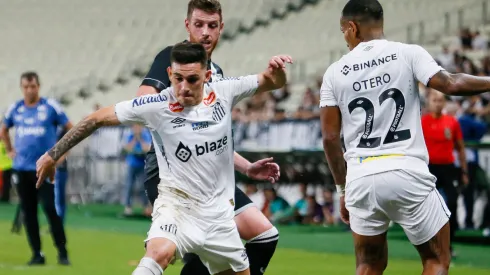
left=2, top=0, right=483, bottom=122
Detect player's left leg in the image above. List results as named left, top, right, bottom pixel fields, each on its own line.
left=346, top=174, right=391, bottom=274
left=198, top=218, right=250, bottom=275
left=180, top=187, right=278, bottom=275
left=234, top=187, right=279, bottom=275
left=352, top=231, right=388, bottom=275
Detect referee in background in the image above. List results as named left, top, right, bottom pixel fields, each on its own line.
left=1, top=72, right=71, bottom=265
left=422, top=91, right=468, bottom=258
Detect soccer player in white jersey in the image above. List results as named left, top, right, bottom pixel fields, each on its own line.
left=320, top=0, right=490, bottom=274
left=35, top=42, right=292, bottom=275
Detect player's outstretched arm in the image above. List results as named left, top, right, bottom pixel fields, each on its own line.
left=256, top=55, right=293, bottom=94
left=428, top=71, right=490, bottom=96
left=234, top=152, right=280, bottom=183
left=36, top=106, right=121, bottom=187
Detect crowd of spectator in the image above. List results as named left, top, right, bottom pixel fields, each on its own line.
left=232, top=79, right=322, bottom=124
left=244, top=183, right=338, bottom=227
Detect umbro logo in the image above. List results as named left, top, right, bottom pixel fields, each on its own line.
left=341, top=65, right=351, bottom=76
left=171, top=117, right=186, bottom=129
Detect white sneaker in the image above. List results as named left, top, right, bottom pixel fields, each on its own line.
left=483, top=228, right=490, bottom=237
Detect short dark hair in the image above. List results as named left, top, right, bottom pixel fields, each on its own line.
left=170, top=42, right=208, bottom=68
left=187, top=0, right=222, bottom=21
left=20, top=71, right=40, bottom=85
left=342, top=0, right=383, bottom=23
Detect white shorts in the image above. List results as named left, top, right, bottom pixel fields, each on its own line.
left=146, top=191, right=249, bottom=274
left=346, top=169, right=451, bottom=245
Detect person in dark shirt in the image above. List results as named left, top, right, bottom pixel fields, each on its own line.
left=136, top=1, right=280, bottom=275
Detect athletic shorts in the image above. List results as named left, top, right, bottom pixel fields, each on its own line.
left=146, top=188, right=249, bottom=274
left=346, top=169, right=451, bottom=245
left=144, top=173, right=253, bottom=216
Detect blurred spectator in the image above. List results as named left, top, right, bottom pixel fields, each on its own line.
left=305, top=195, right=324, bottom=225
left=460, top=27, right=473, bottom=50
left=437, top=45, right=457, bottom=72
left=122, top=124, right=152, bottom=216
left=457, top=111, right=487, bottom=229
left=232, top=107, right=243, bottom=122
left=322, top=188, right=335, bottom=226
left=481, top=56, right=490, bottom=75
left=292, top=183, right=309, bottom=223
left=300, top=87, right=320, bottom=117
left=244, top=183, right=265, bottom=210
left=0, top=137, right=13, bottom=203
left=273, top=108, right=287, bottom=121
left=271, top=83, right=290, bottom=103
left=263, top=186, right=291, bottom=224
left=472, top=31, right=488, bottom=50
left=461, top=95, right=490, bottom=121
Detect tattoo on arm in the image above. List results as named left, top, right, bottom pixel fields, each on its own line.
left=48, top=118, right=99, bottom=161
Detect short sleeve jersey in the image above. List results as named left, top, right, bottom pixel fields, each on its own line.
left=319, top=40, right=444, bottom=182
left=3, top=98, right=69, bottom=171
left=115, top=75, right=259, bottom=221
left=141, top=44, right=224, bottom=181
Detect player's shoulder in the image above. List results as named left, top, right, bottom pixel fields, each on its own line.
left=209, top=75, right=252, bottom=87
left=43, top=97, right=65, bottom=113
left=131, top=90, right=171, bottom=109
left=156, top=45, right=173, bottom=58
left=4, top=99, right=24, bottom=116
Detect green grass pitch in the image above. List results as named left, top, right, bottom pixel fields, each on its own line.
left=0, top=204, right=489, bottom=274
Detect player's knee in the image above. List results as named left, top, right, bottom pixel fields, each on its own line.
left=145, top=240, right=176, bottom=269
left=236, top=206, right=273, bottom=240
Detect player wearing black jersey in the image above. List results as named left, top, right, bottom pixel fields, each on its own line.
left=136, top=1, right=280, bottom=275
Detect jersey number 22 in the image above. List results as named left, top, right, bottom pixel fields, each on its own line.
left=348, top=88, right=411, bottom=148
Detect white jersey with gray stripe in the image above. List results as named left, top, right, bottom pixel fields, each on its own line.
left=115, top=75, right=259, bottom=221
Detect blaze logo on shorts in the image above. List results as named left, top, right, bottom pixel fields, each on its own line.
left=175, top=142, right=192, bottom=162
left=169, top=102, right=184, bottom=112
left=203, top=91, right=216, bottom=106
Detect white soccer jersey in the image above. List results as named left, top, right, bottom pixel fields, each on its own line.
left=320, top=39, right=444, bottom=183
left=115, top=75, right=259, bottom=222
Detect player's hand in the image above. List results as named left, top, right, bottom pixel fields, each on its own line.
left=246, top=157, right=280, bottom=183
left=36, top=153, right=56, bottom=188
left=7, top=150, right=16, bottom=159
left=339, top=195, right=350, bottom=225
left=268, top=55, right=293, bottom=71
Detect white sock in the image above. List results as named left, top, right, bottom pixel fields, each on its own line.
left=132, top=257, right=163, bottom=275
